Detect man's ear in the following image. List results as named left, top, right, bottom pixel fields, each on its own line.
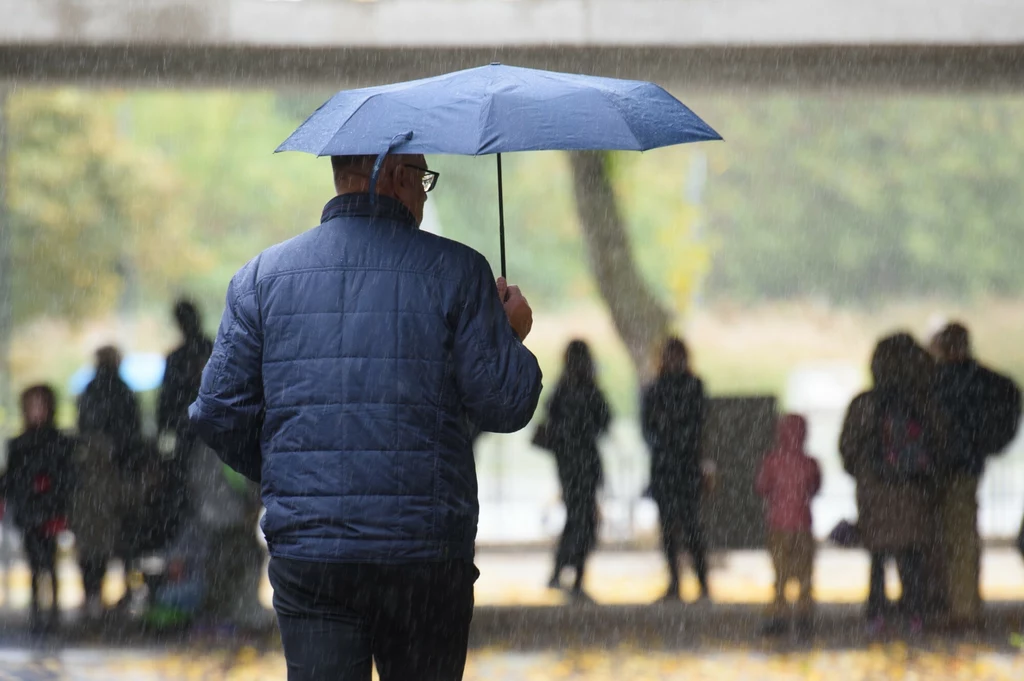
left=389, top=162, right=408, bottom=192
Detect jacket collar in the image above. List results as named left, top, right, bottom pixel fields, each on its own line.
left=321, top=193, right=418, bottom=227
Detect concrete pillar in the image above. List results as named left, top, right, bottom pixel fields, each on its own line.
left=0, top=86, right=11, bottom=441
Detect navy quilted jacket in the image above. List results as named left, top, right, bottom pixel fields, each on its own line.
left=189, top=193, right=543, bottom=563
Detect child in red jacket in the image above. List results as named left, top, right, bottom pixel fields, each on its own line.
left=755, top=413, right=821, bottom=637
left=1, top=385, right=74, bottom=634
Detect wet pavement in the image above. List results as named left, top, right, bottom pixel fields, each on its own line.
left=0, top=646, right=1022, bottom=681
left=0, top=549, right=1020, bottom=678
left=2, top=547, right=1023, bottom=610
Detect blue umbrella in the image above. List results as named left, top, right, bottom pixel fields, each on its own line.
left=68, top=353, right=167, bottom=396
left=277, top=63, right=721, bottom=277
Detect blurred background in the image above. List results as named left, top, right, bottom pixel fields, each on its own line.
left=4, top=91, right=1024, bottom=546
left=2, top=1, right=1024, bottom=678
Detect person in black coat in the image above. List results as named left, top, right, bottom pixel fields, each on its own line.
left=157, top=299, right=213, bottom=443
left=544, top=340, right=611, bottom=599
left=154, top=300, right=214, bottom=558
left=641, top=336, right=710, bottom=602
left=930, top=322, right=1021, bottom=629
left=77, top=345, right=142, bottom=472
left=2, top=385, right=75, bottom=633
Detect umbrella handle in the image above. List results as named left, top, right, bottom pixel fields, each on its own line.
left=497, top=153, right=507, bottom=282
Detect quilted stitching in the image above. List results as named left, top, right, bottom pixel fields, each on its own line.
left=191, top=194, right=543, bottom=564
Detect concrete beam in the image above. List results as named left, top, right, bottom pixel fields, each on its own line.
left=3, top=45, right=1024, bottom=93
left=3, top=0, right=1024, bottom=48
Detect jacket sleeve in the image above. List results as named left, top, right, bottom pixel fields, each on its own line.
left=188, top=268, right=265, bottom=483
left=596, top=392, right=612, bottom=435
left=684, top=379, right=706, bottom=461
left=640, top=385, right=657, bottom=449
left=452, top=255, right=543, bottom=433
left=754, top=456, right=771, bottom=498
left=156, top=357, right=179, bottom=433
left=810, top=458, right=822, bottom=497
left=839, top=393, right=875, bottom=479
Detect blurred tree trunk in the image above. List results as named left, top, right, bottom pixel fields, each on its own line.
left=0, top=88, right=11, bottom=437
left=568, top=151, right=671, bottom=382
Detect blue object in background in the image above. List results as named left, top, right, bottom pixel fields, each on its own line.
left=68, top=353, right=167, bottom=395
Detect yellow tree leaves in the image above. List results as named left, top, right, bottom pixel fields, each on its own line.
left=6, top=89, right=206, bottom=324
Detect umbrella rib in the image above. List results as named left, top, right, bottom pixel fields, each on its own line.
left=593, top=83, right=648, bottom=151
left=317, top=92, right=387, bottom=157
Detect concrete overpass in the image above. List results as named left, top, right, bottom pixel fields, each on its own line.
left=1, top=0, right=1024, bottom=91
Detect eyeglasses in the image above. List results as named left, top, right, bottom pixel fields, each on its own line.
left=404, top=164, right=440, bottom=193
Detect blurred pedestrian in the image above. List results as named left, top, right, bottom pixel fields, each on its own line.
left=543, top=340, right=610, bottom=600
left=154, top=299, right=213, bottom=567
left=68, top=429, right=123, bottom=621
left=840, top=333, right=945, bottom=635
left=1, top=385, right=74, bottom=633
left=641, top=336, right=710, bottom=603
left=190, top=152, right=542, bottom=681
left=157, top=298, right=213, bottom=451
left=931, top=322, right=1021, bottom=631
left=755, top=413, right=821, bottom=638
left=77, top=345, right=142, bottom=472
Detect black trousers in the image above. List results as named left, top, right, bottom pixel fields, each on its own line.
left=655, top=494, right=709, bottom=595
left=22, top=531, right=58, bottom=617
left=269, top=557, right=477, bottom=681
left=867, top=549, right=928, bottom=619
left=79, top=555, right=108, bottom=601
left=553, top=489, right=598, bottom=589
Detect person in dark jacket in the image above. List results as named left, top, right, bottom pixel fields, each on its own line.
left=158, top=299, right=213, bottom=443
left=641, top=336, right=710, bottom=603
left=2, top=385, right=75, bottom=633
left=154, top=299, right=213, bottom=564
left=930, top=322, right=1021, bottom=630
left=544, top=340, right=611, bottom=600
left=189, top=152, right=541, bottom=681
left=840, top=333, right=945, bottom=635
left=77, top=345, right=142, bottom=471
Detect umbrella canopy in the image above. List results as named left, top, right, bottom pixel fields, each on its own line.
left=277, top=63, right=721, bottom=276
left=277, top=63, right=720, bottom=157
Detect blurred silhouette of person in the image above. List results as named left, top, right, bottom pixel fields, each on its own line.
left=68, top=424, right=123, bottom=622
left=642, top=336, right=709, bottom=603
left=154, top=299, right=214, bottom=570
left=543, top=340, right=610, bottom=600
left=158, top=299, right=213, bottom=449
left=756, top=414, right=821, bottom=638
left=77, top=345, right=146, bottom=609
left=840, top=333, right=945, bottom=635
left=1, top=385, right=74, bottom=633
left=78, top=345, right=142, bottom=472
left=931, top=322, right=1021, bottom=631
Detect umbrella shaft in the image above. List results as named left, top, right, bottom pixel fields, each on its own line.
left=497, top=153, right=506, bottom=281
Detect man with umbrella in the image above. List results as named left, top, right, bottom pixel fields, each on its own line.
left=192, top=63, right=717, bottom=680
left=190, top=149, right=540, bottom=680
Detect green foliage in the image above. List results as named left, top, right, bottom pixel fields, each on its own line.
left=7, top=90, right=203, bottom=323
left=11, top=89, right=1024, bottom=330
left=121, top=90, right=330, bottom=316
left=694, top=95, right=1024, bottom=303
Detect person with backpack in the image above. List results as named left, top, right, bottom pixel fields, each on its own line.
left=931, top=322, right=1022, bottom=631
left=840, top=333, right=946, bottom=634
